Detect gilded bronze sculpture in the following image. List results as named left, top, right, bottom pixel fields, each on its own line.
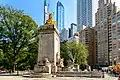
left=45, top=13, right=56, bottom=25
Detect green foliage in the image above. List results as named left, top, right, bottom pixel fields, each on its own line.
left=60, top=41, right=88, bottom=66
left=0, top=5, right=38, bottom=72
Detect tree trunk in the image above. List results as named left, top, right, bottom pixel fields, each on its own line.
left=12, top=62, right=16, bottom=73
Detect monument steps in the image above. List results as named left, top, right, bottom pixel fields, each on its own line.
left=55, top=71, right=103, bottom=78
left=23, top=73, right=52, bottom=78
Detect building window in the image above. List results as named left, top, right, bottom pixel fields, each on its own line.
left=118, top=45, right=120, bottom=49
left=113, top=46, right=116, bottom=50
left=112, top=31, right=116, bottom=37
left=112, top=25, right=116, bottom=28
left=113, top=37, right=116, bottom=40
left=118, top=30, right=120, bottom=33
left=112, top=25, right=116, bottom=31
left=118, top=17, right=120, bottom=22
left=118, top=23, right=120, bottom=30
left=118, top=36, right=120, bottom=39
left=118, top=29, right=120, bottom=35
left=113, top=33, right=116, bottom=37
left=112, top=17, right=116, bottom=23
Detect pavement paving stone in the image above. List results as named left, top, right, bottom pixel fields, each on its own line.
left=0, top=76, right=118, bottom=80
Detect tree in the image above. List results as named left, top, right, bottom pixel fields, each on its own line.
left=60, top=41, right=88, bottom=66
left=0, top=5, right=38, bottom=72
left=17, top=38, right=38, bottom=70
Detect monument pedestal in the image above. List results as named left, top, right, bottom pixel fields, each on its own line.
left=29, top=25, right=62, bottom=78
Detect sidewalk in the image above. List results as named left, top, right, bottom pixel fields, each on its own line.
left=104, top=73, right=117, bottom=80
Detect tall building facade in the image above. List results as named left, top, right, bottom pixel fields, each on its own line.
left=68, top=28, right=72, bottom=38
left=44, top=0, right=49, bottom=23
left=79, top=27, right=97, bottom=66
left=60, top=28, right=68, bottom=42
left=68, top=33, right=79, bottom=43
left=111, top=11, right=120, bottom=65
left=95, top=0, right=116, bottom=65
left=56, top=1, right=64, bottom=33
left=77, top=0, right=92, bottom=31
left=68, top=23, right=77, bottom=38
left=71, top=23, right=77, bottom=37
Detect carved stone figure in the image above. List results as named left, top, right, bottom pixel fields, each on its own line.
left=34, top=58, right=51, bottom=74
left=44, top=58, right=51, bottom=67
left=59, top=58, right=64, bottom=67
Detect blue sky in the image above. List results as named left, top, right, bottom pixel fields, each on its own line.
left=0, top=0, right=76, bottom=28
left=0, top=0, right=120, bottom=28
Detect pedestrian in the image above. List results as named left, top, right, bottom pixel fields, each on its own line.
left=118, top=73, right=120, bottom=80
left=113, top=69, right=115, bottom=77
left=102, top=69, right=104, bottom=78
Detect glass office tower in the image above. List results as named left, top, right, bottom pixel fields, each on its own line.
left=77, top=0, right=92, bottom=31
left=56, top=1, right=64, bottom=33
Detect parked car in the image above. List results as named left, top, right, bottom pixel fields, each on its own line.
left=0, top=69, right=8, bottom=74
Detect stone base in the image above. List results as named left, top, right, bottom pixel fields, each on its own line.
left=30, top=73, right=52, bottom=78
left=51, top=65, right=57, bottom=73
left=34, top=64, right=51, bottom=74
left=23, top=73, right=52, bottom=78
left=55, top=71, right=103, bottom=78
left=57, top=67, right=63, bottom=72
left=22, top=63, right=52, bottom=78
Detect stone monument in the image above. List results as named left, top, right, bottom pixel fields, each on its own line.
left=29, top=13, right=64, bottom=78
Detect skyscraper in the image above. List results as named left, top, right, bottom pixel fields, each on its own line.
left=77, top=0, right=92, bottom=31
left=60, top=28, right=68, bottom=42
left=56, top=1, right=64, bottom=33
left=44, top=0, right=49, bottom=23
left=71, top=23, right=77, bottom=37
left=95, top=0, right=116, bottom=65
left=111, top=10, right=120, bottom=65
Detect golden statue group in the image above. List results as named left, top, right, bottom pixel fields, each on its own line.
left=45, top=13, right=56, bottom=25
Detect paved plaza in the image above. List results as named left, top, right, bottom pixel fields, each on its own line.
left=0, top=76, right=118, bottom=80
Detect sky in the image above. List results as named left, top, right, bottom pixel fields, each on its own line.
left=0, top=0, right=120, bottom=29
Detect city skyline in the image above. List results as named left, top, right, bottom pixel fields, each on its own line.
left=0, top=0, right=120, bottom=28
left=1, top=0, right=120, bottom=78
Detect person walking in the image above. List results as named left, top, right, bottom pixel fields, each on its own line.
left=118, top=73, right=120, bottom=80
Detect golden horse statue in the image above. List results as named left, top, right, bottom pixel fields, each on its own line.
left=45, top=13, right=56, bottom=25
